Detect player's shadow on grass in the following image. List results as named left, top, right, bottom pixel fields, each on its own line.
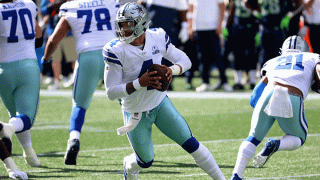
left=152, top=160, right=234, bottom=169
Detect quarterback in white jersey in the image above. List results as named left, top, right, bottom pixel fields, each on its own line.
left=42, top=0, right=119, bottom=165
left=0, top=0, right=42, bottom=178
left=104, top=3, right=226, bottom=180
left=231, top=35, right=320, bottom=180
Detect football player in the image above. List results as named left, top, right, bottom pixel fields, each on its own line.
left=244, top=0, right=303, bottom=65
left=231, top=35, right=319, bottom=179
left=227, top=0, right=260, bottom=90
left=104, top=3, right=226, bottom=180
left=0, top=0, right=42, bottom=168
left=41, top=0, right=119, bottom=165
left=0, top=137, right=28, bottom=179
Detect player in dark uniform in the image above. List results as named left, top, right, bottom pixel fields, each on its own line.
left=244, top=0, right=303, bottom=65
left=228, top=0, right=260, bottom=90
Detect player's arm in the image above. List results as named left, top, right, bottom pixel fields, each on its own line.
left=35, top=19, right=42, bottom=39
left=243, top=0, right=260, bottom=11
left=250, top=76, right=268, bottom=108
left=43, top=17, right=71, bottom=62
left=311, top=63, right=320, bottom=93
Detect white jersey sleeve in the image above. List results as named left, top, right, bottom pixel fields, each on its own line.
left=59, top=0, right=119, bottom=54
left=0, top=0, right=37, bottom=62
left=104, top=28, right=183, bottom=113
left=264, top=52, right=320, bottom=99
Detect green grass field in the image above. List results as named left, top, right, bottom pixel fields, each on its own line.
left=1, top=76, right=320, bottom=179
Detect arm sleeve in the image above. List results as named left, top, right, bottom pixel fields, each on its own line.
left=103, top=46, right=128, bottom=101
left=162, top=32, right=191, bottom=73
left=104, top=62, right=128, bottom=101
left=250, top=80, right=267, bottom=108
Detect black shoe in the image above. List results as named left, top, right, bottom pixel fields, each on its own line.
left=250, top=83, right=256, bottom=90
left=64, top=139, right=80, bottom=165
left=233, top=83, right=244, bottom=90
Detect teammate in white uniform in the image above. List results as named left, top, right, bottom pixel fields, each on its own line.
left=104, top=3, right=226, bottom=180
left=0, top=0, right=42, bottom=175
left=41, top=0, right=119, bottom=165
left=231, top=35, right=320, bottom=180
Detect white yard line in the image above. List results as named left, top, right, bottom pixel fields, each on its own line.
left=40, top=90, right=320, bottom=99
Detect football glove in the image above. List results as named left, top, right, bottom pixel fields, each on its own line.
left=280, top=13, right=293, bottom=31
left=252, top=10, right=262, bottom=20
left=39, top=56, right=52, bottom=72
left=222, top=28, right=229, bottom=41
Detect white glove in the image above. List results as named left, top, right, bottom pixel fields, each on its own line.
left=298, top=26, right=308, bottom=37
left=178, top=22, right=189, bottom=44
left=9, top=171, right=28, bottom=180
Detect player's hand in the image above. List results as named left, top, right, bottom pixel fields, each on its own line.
left=139, top=71, right=162, bottom=89
left=280, top=13, right=292, bottom=31
left=162, top=65, right=173, bottom=84
left=8, top=171, right=28, bottom=180
left=39, top=56, right=52, bottom=72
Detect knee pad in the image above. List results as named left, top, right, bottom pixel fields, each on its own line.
left=245, top=136, right=261, bottom=146
left=15, top=114, right=31, bottom=133
left=137, top=159, right=154, bottom=168
left=181, top=137, right=200, bottom=153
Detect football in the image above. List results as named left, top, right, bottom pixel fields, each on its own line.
left=148, top=64, right=170, bottom=92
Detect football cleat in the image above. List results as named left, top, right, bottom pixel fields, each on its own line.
left=23, top=148, right=41, bottom=167
left=64, top=139, right=80, bottom=165
left=253, top=138, right=279, bottom=168
left=0, top=122, right=15, bottom=141
left=230, top=173, right=242, bottom=180
left=123, top=156, right=138, bottom=180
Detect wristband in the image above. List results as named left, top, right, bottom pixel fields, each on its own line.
left=169, top=64, right=181, bottom=75
left=133, top=79, right=142, bottom=90
left=181, top=21, right=188, bottom=29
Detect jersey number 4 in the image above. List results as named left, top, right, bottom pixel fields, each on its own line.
left=1, top=8, right=35, bottom=43
left=77, top=8, right=112, bottom=34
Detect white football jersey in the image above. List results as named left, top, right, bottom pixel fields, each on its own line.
left=0, top=0, right=37, bottom=63
left=59, top=0, right=119, bottom=54
left=103, top=28, right=191, bottom=113
left=262, top=52, right=320, bottom=99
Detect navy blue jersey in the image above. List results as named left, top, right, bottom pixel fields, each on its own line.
left=233, top=0, right=258, bottom=27
left=259, top=0, right=294, bottom=28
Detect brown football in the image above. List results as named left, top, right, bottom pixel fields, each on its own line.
left=148, top=64, right=170, bottom=92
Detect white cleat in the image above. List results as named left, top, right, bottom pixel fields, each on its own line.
left=123, top=156, right=138, bottom=180
left=0, top=122, right=15, bottom=141
left=253, top=155, right=268, bottom=168
left=23, top=149, right=41, bottom=167
left=8, top=170, right=28, bottom=180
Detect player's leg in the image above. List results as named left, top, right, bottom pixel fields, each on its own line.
left=154, top=97, right=226, bottom=180
left=123, top=111, right=155, bottom=179
left=0, top=59, right=40, bottom=167
left=13, top=59, right=41, bottom=167
left=232, top=85, right=275, bottom=179
left=253, top=95, right=307, bottom=169
left=65, top=50, right=104, bottom=165
left=0, top=139, right=28, bottom=180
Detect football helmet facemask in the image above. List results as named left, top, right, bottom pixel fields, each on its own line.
left=115, top=2, right=150, bottom=44
left=281, top=35, right=310, bottom=55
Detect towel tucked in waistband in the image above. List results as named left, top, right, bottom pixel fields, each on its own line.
left=264, top=85, right=293, bottom=118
